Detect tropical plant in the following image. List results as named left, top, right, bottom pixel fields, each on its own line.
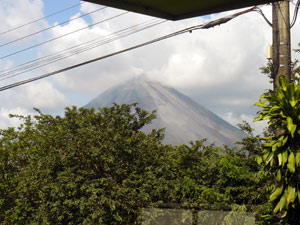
left=255, top=75, right=300, bottom=224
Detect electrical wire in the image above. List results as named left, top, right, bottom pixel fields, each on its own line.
left=0, top=2, right=85, bottom=36
left=0, top=18, right=164, bottom=76
left=290, top=0, right=296, bottom=6
left=0, top=19, right=166, bottom=81
left=0, top=7, right=107, bottom=48
left=253, top=7, right=272, bottom=27
left=0, top=11, right=129, bottom=60
left=291, top=0, right=300, bottom=27
left=0, top=27, right=200, bottom=92
left=0, top=6, right=257, bottom=92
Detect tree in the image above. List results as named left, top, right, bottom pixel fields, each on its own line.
left=0, top=104, right=177, bottom=224
left=170, top=132, right=271, bottom=223
left=0, top=103, right=271, bottom=224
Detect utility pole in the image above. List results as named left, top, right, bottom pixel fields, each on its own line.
left=272, top=1, right=292, bottom=90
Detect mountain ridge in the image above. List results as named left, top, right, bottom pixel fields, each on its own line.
left=85, top=75, right=245, bottom=146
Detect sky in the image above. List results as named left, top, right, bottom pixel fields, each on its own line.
left=0, top=0, right=300, bottom=133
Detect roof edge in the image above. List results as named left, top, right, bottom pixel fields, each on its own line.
left=83, top=0, right=277, bottom=20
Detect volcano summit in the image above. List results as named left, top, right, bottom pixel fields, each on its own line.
left=85, top=76, right=245, bottom=146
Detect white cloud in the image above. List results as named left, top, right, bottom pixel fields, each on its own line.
left=0, top=0, right=46, bottom=43
left=19, top=80, right=70, bottom=109
left=33, top=3, right=293, bottom=122
left=0, top=0, right=300, bottom=132
left=223, top=112, right=268, bottom=134
left=0, top=80, right=70, bottom=115
left=0, top=107, right=31, bottom=129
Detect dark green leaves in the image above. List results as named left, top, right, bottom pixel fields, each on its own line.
left=287, top=117, right=297, bottom=137
left=0, top=105, right=271, bottom=224
left=254, top=75, right=300, bottom=218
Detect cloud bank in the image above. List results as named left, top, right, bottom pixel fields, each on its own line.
left=0, top=0, right=299, bottom=133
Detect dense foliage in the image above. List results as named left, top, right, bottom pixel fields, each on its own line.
left=255, top=75, right=300, bottom=224
left=0, top=104, right=270, bottom=224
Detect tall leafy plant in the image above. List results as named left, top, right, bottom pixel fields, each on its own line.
left=255, top=75, right=300, bottom=223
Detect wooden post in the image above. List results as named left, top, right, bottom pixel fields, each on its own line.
left=272, top=1, right=292, bottom=89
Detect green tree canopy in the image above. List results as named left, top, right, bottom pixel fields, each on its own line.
left=0, top=104, right=270, bottom=224
left=0, top=104, right=178, bottom=224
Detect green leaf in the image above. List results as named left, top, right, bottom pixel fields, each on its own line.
left=296, top=152, right=300, bottom=167
left=263, top=141, right=276, bottom=148
left=259, top=94, right=267, bottom=101
left=266, top=154, right=274, bottom=166
left=279, top=75, right=288, bottom=91
left=260, top=136, right=273, bottom=141
left=289, top=99, right=298, bottom=107
left=283, top=150, right=288, bottom=166
left=279, top=194, right=287, bottom=211
left=254, top=102, right=267, bottom=108
left=282, top=136, right=288, bottom=146
left=288, top=83, right=296, bottom=100
left=270, top=157, right=275, bottom=167
left=253, top=115, right=263, bottom=122
left=280, top=111, right=287, bottom=118
left=278, top=153, right=283, bottom=166
left=287, top=152, right=296, bottom=173
left=287, top=185, right=296, bottom=204
left=262, top=115, right=271, bottom=120
left=272, top=143, right=278, bottom=152
left=277, top=89, right=285, bottom=100
left=287, top=117, right=297, bottom=138
left=270, top=105, right=280, bottom=112
left=276, top=169, right=281, bottom=182
left=270, top=184, right=283, bottom=202
left=274, top=201, right=280, bottom=213
left=274, top=193, right=287, bottom=213
left=263, top=152, right=270, bottom=161
left=256, top=156, right=263, bottom=165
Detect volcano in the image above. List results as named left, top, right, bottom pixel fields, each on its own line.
left=85, top=75, right=245, bottom=146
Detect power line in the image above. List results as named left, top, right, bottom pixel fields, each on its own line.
left=291, top=0, right=300, bottom=27
left=0, top=7, right=107, bottom=48
left=0, top=6, right=256, bottom=92
left=0, top=2, right=85, bottom=36
left=0, top=19, right=166, bottom=81
left=0, top=11, right=129, bottom=60
left=0, top=27, right=197, bottom=92
left=0, top=18, right=163, bottom=76
left=253, top=7, right=272, bottom=27
left=0, top=19, right=163, bottom=76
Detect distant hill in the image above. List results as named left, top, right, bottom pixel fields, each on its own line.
left=85, top=75, right=245, bottom=146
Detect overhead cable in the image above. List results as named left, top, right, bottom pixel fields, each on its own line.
left=0, top=6, right=257, bottom=92
left=0, top=11, right=129, bottom=60
left=0, top=7, right=107, bottom=48
left=253, top=7, right=273, bottom=27
left=0, top=18, right=164, bottom=77
left=0, top=19, right=166, bottom=81
left=0, top=2, right=85, bottom=36
left=291, top=0, right=300, bottom=27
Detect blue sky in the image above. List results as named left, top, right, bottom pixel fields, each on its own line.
left=43, top=0, right=82, bottom=24
left=0, top=0, right=300, bottom=133
left=43, top=0, right=93, bottom=26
